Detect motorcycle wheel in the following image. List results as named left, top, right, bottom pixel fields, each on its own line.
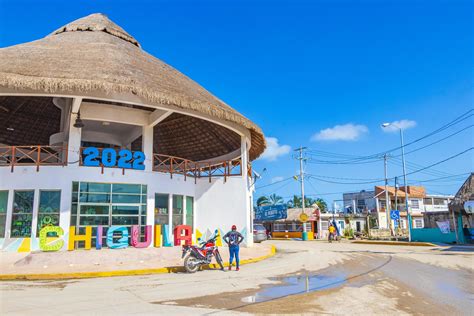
left=215, top=251, right=224, bottom=271
left=184, top=255, right=200, bottom=274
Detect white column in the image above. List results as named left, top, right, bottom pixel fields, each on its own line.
left=67, top=98, right=83, bottom=168
left=5, top=189, right=14, bottom=239
left=168, top=194, right=173, bottom=239
left=142, top=125, right=154, bottom=172
left=241, top=136, right=253, bottom=247
left=182, top=196, right=187, bottom=225
left=30, top=189, right=40, bottom=238
left=59, top=185, right=72, bottom=250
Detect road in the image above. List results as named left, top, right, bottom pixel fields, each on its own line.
left=1, top=241, right=473, bottom=315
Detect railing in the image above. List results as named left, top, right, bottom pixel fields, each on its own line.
left=0, top=145, right=67, bottom=172
left=1, top=145, right=252, bottom=182
left=153, top=154, right=246, bottom=183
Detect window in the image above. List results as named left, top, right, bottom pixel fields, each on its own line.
left=322, top=221, right=329, bottom=230
left=423, top=198, right=432, bottom=205
left=37, top=191, right=61, bottom=237
left=0, top=191, right=8, bottom=238
left=400, top=219, right=406, bottom=229
left=434, top=198, right=446, bottom=206
left=11, top=190, right=34, bottom=237
left=172, top=195, right=184, bottom=230
left=380, top=200, right=387, bottom=209
left=273, top=223, right=302, bottom=232
left=185, top=196, right=194, bottom=230
left=155, top=194, right=169, bottom=225
left=70, top=182, right=147, bottom=248
left=414, top=218, right=424, bottom=229
left=411, top=199, right=420, bottom=209
left=338, top=220, right=345, bottom=229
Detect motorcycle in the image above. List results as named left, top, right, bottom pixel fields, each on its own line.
left=181, top=231, right=224, bottom=273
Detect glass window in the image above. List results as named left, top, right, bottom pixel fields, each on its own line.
left=411, top=199, right=420, bottom=209
left=185, top=196, right=194, bottom=229
left=70, top=182, right=147, bottom=248
left=434, top=198, right=446, bottom=205
left=423, top=198, right=432, bottom=205
left=172, top=195, right=184, bottom=229
left=112, top=194, right=141, bottom=204
left=37, top=191, right=61, bottom=237
left=155, top=194, right=169, bottom=225
left=11, top=190, right=34, bottom=237
left=0, top=191, right=8, bottom=238
left=414, top=219, right=424, bottom=229
left=112, top=184, right=141, bottom=194
left=80, top=205, right=110, bottom=215
left=80, top=183, right=111, bottom=193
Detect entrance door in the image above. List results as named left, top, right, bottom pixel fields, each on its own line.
left=356, top=221, right=361, bottom=232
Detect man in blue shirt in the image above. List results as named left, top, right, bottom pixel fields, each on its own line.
left=223, top=225, right=244, bottom=271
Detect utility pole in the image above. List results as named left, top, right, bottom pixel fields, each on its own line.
left=383, top=154, right=392, bottom=233
left=399, top=128, right=412, bottom=242
left=295, top=147, right=307, bottom=236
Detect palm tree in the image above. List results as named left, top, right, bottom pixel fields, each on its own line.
left=268, top=194, right=284, bottom=205
left=315, top=198, right=328, bottom=213
left=288, top=195, right=302, bottom=208
left=256, top=196, right=270, bottom=206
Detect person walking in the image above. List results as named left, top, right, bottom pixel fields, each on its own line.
left=328, top=224, right=336, bottom=242
left=223, top=225, right=244, bottom=271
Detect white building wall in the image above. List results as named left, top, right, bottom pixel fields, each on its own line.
left=195, top=176, right=252, bottom=246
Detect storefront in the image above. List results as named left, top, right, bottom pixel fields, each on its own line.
left=0, top=13, right=266, bottom=252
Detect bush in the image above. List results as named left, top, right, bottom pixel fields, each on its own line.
left=343, top=227, right=354, bottom=238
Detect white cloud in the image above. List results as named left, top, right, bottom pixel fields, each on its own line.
left=271, top=176, right=284, bottom=183
left=381, top=120, right=417, bottom=133
left=311, top=123, right=369, bottom=141
left=260, top=137, right=291, bottom=161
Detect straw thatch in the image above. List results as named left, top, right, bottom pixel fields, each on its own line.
left=0, top=13, right=265, bottom=160
left=449, top=173, right=474, bottom=214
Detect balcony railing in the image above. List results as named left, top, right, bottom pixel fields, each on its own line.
left=1, top=145, right=251, bottom=182
left=153, top=154, right=247, bottom=183
left=0, top=145, right=67, bottom=172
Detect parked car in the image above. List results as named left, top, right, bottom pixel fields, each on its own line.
left=253, top=224, right=268, bottom=243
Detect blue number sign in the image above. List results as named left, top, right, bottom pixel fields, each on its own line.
left=255, top=204, right=288, bottom=221
left=83, top=147, right=145, bottom=170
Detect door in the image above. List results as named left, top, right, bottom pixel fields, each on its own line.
left=356, top=221, right=361, bottom=232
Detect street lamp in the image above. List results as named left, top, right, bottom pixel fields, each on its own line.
left=382, top=122, right=412, bottom=242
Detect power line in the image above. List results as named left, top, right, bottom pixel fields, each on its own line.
left=306, top=109, right=473, bottom=164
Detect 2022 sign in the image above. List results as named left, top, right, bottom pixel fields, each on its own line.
left=82, top=147, right=146, bottom=170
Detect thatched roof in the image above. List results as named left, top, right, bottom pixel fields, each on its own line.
left=0, top=13, right=265, bottom=160
left=449, top=173, right=474, bottom=214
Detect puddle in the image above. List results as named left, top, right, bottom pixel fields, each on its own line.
left=241, top=272, right=348, bottom=303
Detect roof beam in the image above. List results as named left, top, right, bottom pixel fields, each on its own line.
left=148, top=109, right=173, bottom=127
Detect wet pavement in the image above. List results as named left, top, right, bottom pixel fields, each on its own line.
left=159, top=253, right=473, bottom=314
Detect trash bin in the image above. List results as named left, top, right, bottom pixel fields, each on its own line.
left=302, top=231, right=308, bottom=241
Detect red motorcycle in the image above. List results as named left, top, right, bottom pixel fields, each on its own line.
left=182, top=232, right=224, bottom=273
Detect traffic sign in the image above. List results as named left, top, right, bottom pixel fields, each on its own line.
left=390, top=210, right=400, bottom=221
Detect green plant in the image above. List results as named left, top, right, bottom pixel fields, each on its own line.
left=343, top=227, right=354, bottom=238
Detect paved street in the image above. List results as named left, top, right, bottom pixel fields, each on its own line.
left=1, top=241, right=473, bottom=315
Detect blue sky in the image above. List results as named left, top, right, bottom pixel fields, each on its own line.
left=1, top=0, right=473, bottom=206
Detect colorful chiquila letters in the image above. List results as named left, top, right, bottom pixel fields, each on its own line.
left=38, top=224, right=224, bottom=252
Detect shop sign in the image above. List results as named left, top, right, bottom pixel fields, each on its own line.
left=255, top=204, right=287, bottom=221
left=82, top=147, right=145, bottom=170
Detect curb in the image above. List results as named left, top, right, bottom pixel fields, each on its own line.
left=0, top=245, right=277, bottom=281
left=352, top=241, right=437, bottom=247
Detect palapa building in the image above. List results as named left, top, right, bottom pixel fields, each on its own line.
left=0, top=14, right=265, bottom=252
